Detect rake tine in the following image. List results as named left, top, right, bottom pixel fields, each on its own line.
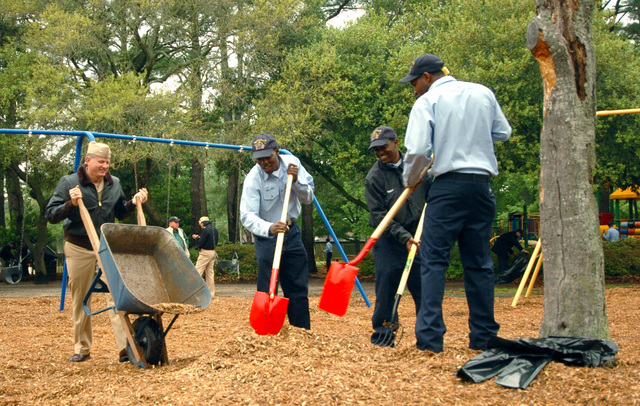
left=373, top=320, right=402, bottom=347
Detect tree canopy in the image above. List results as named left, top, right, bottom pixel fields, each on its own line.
left=1, top=0, right=640, bottom=279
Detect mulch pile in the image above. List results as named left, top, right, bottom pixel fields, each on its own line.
left=1, top=286, right=638, bottom=405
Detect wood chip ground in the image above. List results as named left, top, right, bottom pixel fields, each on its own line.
left=1, top=286, right=638, bottom=405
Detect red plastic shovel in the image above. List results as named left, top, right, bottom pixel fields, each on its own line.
left=249, top=174, right=294, bottom=335
left=318, top=164, right=431, bottom=316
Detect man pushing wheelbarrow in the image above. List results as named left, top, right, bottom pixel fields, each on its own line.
left=240, top=133, right=315, bottom=334
left=45, top=141, right=148, bottom=363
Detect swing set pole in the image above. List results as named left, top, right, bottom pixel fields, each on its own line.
left=0, top=129, right=371, bottom=310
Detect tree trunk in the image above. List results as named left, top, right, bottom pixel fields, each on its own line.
left=0, top=172, right=5, bottom=228
left=301, top=203, right=317, bottom=274
left=597, top=186, right=610, bottom=215
left=190, top=156, right=207, bottom=235
left=226, top=166, right=240, bottom=243
left=527, top=0, right=608, bottom=338
left=220, top=32, right=242, bottom=244
left=5, top=169, right=23, bottom=229
left=29, top=214, right=51, bottom=284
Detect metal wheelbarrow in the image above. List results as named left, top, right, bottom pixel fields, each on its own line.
left=79, top=200, right=211, bottom=368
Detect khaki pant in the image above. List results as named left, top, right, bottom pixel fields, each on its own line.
left=64, top=242, right=127, bottom=356
left=195, top=249, right=216, bottom=296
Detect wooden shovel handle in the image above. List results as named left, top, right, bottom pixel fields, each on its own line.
left=395, top=203, right=427, bottom=296
left=269, top=174, right=294, bottom=295
left=370, top=162, right=431, bottom=240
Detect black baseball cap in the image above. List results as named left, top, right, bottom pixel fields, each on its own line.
left=251, top=133, right=278, bottom=159
left=399, top=54, right=445, bottom=83
left=369, top=126, right=397, bottom=149
left=168, top=216, right=180, bottom=223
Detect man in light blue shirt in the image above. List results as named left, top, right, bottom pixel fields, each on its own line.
left=401, top=53, right=512, bottom=353
left=240, top=133, right=315, bottom=329
left=603, top=221, right=620, bottom=242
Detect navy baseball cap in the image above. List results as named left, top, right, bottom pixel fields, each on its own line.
left=369, top=126, right=397, bottom=149
left=168, top=216, right=180, bottom=223
left=251, top=133, right=278, bottom=159
left=399, top=54, right=445, bottom=83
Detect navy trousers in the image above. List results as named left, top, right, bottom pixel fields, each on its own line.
left=254, top=222, right=310, bottom=329
left=416, top=175, right=500, bottom=352
left=371, top=233, right=421, bottom=345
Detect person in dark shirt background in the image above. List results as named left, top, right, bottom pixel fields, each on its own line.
left=491, top=229, right=528, bottom=275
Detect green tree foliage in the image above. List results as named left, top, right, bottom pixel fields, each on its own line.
left=256, top=0, right=545, bottom=239
left=593, top=8, right=640, bottom=190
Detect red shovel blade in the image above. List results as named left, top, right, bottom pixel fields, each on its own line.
left=250, top=291, right=290, bottom=335
left=318, top=262, right=359, bottom=317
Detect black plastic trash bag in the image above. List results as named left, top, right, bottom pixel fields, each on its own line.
left=457, top=336, right=618, bottom=389
left=495, top=252, right=529, bottom=284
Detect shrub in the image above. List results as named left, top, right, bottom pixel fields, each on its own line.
left=602, top=238, right=640, bottom=276
left=209, top=239, right=640, bottom=281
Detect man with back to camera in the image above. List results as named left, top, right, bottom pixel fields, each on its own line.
left=603, top=221, right=620, bottom=242
left=365, top=126, right=427, bottom=347
left=400, top=53, right=512, bottom=353
left=240, top=133, right=315, bottom=329
left=192, top=216, right=218, bottom=295
left=45, top=141, right=148, bottom=363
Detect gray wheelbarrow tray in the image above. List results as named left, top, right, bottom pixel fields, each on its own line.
left=83, top=223, right=211, bottom=368
left=98, top=223, right=211, bottom=314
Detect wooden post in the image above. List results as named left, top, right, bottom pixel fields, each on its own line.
left=525, top=252, right=543, bottom=297
left=511, top=238, right=542, bottom=307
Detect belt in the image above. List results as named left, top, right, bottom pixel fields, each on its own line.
left=437, top=172, right=490, bottom=183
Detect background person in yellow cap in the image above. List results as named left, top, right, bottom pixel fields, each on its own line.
left=192, top=216, right=218, bottom=295
left=45, top=141, right=148, bottom=363
left=240, top=133, right=315, bottom=329
left=400, top=53, right=512, bottom=353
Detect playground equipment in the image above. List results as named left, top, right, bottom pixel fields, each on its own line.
left=217, top=251, right=240, bottom=277
left=619, top=220, right=640, bottom=238
left=0, top=128, right=371, bottom=314
left=511, top=238, right=543, bottom=307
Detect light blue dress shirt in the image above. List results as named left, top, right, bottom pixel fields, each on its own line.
left=603, top=227, right=620, bottom=242
left=403, top=76, right=512, bottom=187
left=240, top=154, right=314, bottom=238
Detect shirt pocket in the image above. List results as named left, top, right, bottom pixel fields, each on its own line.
left=262, top=184, right=279, bottom=212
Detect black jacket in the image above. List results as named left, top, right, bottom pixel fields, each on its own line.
left=195, top=221, right=219, bottom=250
left=364, top=154, right=429, bottom=245
left=45, top=164, right=135, bottom=250
left=491, top=231, right=524, bottom=256
left=0, top=244, right=15, bottom=262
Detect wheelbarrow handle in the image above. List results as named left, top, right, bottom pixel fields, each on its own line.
left=77, top=198, right=110, bottom=292
left=78, top=198, right=102, bottom=259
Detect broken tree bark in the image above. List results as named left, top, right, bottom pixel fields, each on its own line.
left=527, top=0, right=608, bottom=338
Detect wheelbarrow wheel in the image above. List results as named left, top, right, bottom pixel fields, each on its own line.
left=127, top=316, right=164, bottom=366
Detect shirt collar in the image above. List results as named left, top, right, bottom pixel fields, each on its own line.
left=258, top=156, right=285, bottom=181
left=429, top=75, right=456, bottom=91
